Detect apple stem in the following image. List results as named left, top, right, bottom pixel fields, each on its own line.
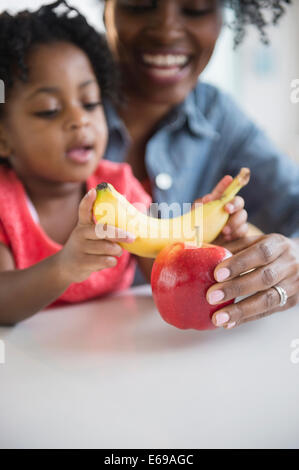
left=194, top=225, right=201, bottom=247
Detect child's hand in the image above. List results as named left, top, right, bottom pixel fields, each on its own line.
left=56, top=188, right=135, bottom=284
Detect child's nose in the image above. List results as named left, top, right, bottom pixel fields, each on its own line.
left=64, top=106, right=90, bottom=130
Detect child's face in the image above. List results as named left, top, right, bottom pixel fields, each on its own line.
left=0, top=42, right=108, bottom=184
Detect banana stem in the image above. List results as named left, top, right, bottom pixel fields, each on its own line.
left=220, top=167, right=250, bottom=205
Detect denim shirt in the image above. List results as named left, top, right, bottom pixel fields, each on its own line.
left=104, top=81, right=299, bottom=239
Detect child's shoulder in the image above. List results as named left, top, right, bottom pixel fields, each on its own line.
left=89, top=160, right=135, bottom=192
left=0, top=165, right=19, bottom=191
left=89, top=160, right=151, bottom=207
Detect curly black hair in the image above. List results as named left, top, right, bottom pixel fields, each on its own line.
left=224, top=0, right=292, bottom=45
left=0, top=0, right=117, bottom=112
left=102, top=0, right=292, bottom=46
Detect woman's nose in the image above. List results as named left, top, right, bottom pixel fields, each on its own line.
left=148, top=1, right=183, bottom=37
left=64, top=106, right=90, bottom=131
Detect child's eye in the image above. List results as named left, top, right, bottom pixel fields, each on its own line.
left=83, top=102, right=102, bottom=111
left=34, top=109, right=59, bottom=119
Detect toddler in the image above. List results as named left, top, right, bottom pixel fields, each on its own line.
left=0, top=1, right=248, bottom=325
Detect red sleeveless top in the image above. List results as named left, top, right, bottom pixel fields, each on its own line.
left=0, top=160, right=151, bottom=307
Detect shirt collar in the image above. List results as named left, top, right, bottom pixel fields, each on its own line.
left=103, top=99, right=130, bottom=141
left=171, top=83, right=220, bottom=140
left=103, top=82, right=220, bottom=141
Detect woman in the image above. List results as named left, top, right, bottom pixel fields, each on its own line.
left=102, top=0, right=299, bottom=329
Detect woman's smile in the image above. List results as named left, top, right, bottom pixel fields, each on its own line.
left=138, top=50, right=192, bottom=84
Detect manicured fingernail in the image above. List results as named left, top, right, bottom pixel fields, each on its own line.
left=87, top=188, right=96, bottom=198
left=214, top=312, right=230, bottom=326
left=226, top=321, right=236, bottom=329
left=226, top=203, right=234, bottom=213
left=215, top=268, right=230, bottom=282
left=208, top=290, right=224, bottom=304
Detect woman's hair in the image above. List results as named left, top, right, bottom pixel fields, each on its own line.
left=0, top=0, right=117, bottom=113
left=224, top=0, right=292, bottom=45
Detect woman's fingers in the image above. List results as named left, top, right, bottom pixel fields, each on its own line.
left=240, top=292, right=299, bottom=325
left=222, top=208, right=248, bottom=239
left=211, top=275, right=299, bottom=328
left=224, top=196, right=244, bottom=214
left=229, top=223, right=249, bottom=240
left=193, top=175, right=233, bottom=205
left=207, top=250, right=296, bottom=305
left=218, top=235, right=263, bottom=255
left=213, top=233, right=288, bottom=282
left=210, top=175, right=233, bottom=199
left=207, top=233, right=299, bottom=328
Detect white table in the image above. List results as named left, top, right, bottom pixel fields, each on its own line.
left=0, top=284, right=298, bottom=449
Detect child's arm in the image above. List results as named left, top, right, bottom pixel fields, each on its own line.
left=0, top=189, right=134, bottom=326
left=0, top=244, right=73, bottom=325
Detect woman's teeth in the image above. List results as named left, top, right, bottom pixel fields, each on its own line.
left=142, top=54, right=189, bottom=67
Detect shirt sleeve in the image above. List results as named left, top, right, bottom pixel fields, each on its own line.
left=219, top=92, right=299, bottom=238
left=0, top=220, right=9, bottom=246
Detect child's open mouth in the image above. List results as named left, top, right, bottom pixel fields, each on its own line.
left=65, top=145, right=94, bottom=164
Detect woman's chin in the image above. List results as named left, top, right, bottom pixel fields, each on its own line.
left=139, top=84, right=195, bottom=106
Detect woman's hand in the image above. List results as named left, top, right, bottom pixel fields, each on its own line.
left=214, top=195, right=248, bottom=244
left=206, top=234, right=299, bottom=329
left=56, top=188, right=135, bottom=284
left=194, top=175, right=249, bottom=243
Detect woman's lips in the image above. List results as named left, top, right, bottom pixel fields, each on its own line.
left=66, top=146, right=94, bottom=164
left=139, top=52, right=191, bottom=84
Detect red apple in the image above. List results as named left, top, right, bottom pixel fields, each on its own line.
left=151, top=242, right=234, bottom=330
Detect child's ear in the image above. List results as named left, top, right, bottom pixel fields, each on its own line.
left=0, top=124, right=12, bottom=159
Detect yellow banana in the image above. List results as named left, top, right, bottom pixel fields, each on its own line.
left=93, top=168, right=250, bottom=258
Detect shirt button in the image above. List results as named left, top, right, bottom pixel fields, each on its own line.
left=155, top=173, right=173, bottom=190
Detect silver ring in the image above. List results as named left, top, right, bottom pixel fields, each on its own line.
left=272, top=285, right=288, bottom=307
